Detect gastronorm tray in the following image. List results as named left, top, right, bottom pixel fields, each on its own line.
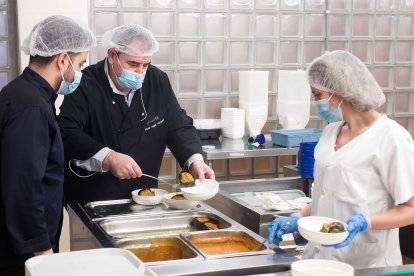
left=81, top=199, right=197, bottom=221
left=115, top=235, right=204, bottom=266
left=180, top=230, right=273, bottom=259
left=99, top=211, right=232, bottom=239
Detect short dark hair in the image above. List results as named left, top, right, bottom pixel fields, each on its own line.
left=29, top=52, right=76, bottom=66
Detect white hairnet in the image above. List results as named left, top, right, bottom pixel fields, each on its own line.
left=307, top=50, right=385, bottom=112
left=22, top=15, right=96, bottom=57
left=101, top=24, right=159, bottom=57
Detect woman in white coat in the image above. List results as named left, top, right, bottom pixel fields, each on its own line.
left=268, top=50, right=414, bottom=269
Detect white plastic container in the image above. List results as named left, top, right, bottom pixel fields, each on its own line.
left=277, top=70, right=311, bottom=129
left=239, top=70, right=269, bottom=136
left=25, top=248, right=155, bottom=276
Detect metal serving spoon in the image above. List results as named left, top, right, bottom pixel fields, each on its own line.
left=141, top=173, right=174, bottom=185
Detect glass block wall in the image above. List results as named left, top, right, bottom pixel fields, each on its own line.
left=0, top=0, right=17, bottom=90
left=90, top=0, right=414, bottom=180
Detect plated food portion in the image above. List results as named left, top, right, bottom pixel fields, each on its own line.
left=131, top=188, right=168, bottom=205
left=298, top=216, right=348, bottom=245
left=164, top=192, right=200, bottom=210
left=131, top=170, right=219, bottom=207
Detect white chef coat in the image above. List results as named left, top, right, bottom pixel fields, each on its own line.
left=302, top=115, right=414, bottom=269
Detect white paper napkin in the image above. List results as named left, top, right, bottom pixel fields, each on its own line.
left=256, top=192, right=312, bottom=211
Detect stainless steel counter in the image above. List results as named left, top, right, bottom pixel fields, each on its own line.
left=205, top=177, right=307, bottom=237
left=201, top=136, right=298, bottom=178
left=201, top=136, right=298, bottom=160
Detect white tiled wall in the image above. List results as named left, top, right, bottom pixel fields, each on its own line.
left=88, top=0, right=414, bottom=180
left=89, top=0, right=414, bottom=136
left=16, top=0, right=90, bottom=112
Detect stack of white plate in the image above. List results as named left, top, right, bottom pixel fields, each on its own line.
left=25, top=248, right=156, bottom=276
left=221, top=108, right=245, bottom=139
left=181, top=179, right=219, bottom=201
left=291, top=259, right=354, bottom=276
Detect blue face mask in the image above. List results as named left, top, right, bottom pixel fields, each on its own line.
left=57, top=56, right=82, bottom=96
left=113, top=54, right=146, bottom=91
left=313, top=94, right=343, bottom=123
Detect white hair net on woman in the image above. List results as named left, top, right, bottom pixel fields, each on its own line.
left=22, top=15, right=96, bottom=57
left=101, top=24, right=159, bottom=56
left=307, top=50, right=385, bottom=112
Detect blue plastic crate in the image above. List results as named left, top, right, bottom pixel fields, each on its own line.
left=270, top=129, right=322, bottom=148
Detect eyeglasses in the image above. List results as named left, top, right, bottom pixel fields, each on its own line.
left=246, top=133, right=265, bottom=147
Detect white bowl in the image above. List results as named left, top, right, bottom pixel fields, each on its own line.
left=181, top=179, right=219, bottom=201
left=291, top=259, right=354, bottom=276
left=164, top=192, right=200, bottom=210
left=298, top=216, right=348, bottom=245
left=131, top=188, right=168, bottom=205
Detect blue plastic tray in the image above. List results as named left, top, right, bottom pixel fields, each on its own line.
left=271, top=129, right=322, bottom=148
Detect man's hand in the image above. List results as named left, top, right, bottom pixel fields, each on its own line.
left=190, top=160, right=215, bottom=182
left=33, top=248, right=53, bottom=256
left=102, top=151, right=142, bottom=179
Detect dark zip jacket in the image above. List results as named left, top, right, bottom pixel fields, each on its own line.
left=58, top=60, right=202, bottom=204
left=0, top=68, right=64, bottom=275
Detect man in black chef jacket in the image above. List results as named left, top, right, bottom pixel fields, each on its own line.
left=58, top=24, right=215, bottom=204
left=0, top=16, right=96, bottom=275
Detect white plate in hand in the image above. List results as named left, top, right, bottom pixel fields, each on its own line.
left=298, top=216, right=348, bottom=245
left=181, top=179, right=219, bottom=201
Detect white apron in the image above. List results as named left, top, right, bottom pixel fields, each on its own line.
left=302, top=115, right=414, bottom=269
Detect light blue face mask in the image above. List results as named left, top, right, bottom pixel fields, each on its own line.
left=113, top=53, right=146, bottom=91
left=312, top=94, right=343, bottom=123
left=57, top=56, right=82, bottom=96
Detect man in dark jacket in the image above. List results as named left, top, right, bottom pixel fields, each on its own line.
left=0, top=16, right=95, bottom=275
left=58, top=24, right=215, bottom=204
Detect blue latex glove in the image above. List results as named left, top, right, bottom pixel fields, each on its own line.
left=268, top=215, right=299, bottom=244
left=324, top=213, right=368, bottom=249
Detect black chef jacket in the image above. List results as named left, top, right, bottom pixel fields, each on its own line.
left=0, top=68, right=64, bottom=275
left=58, top=60, right=202, bottom=204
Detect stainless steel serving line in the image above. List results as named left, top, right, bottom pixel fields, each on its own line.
left=67, top=195, right=414, bottom=276
left=67, top=200, right=299, bottom=276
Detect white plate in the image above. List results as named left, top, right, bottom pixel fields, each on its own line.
left=291, top=259, right=354, bottom=276
left=25, top=248, right=152, bottom=276
left=131, top=188, right=168, bottom=205
left=181, top=179, right=219, bottom=201
left=298, top=216, right=348, bottom=245
left=164, top=192, right=200, bottom=210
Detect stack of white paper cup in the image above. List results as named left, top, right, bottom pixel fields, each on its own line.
left=221, top=108, right=245, bottom=139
